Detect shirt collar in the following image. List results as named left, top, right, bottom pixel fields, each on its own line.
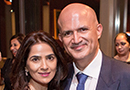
left=73, top=49, right=102, bottom=79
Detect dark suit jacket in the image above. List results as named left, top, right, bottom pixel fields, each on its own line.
left=62, top=53, right=130, bottom=90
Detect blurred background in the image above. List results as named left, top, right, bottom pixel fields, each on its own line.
left=0, top=0, right=129, bottom=59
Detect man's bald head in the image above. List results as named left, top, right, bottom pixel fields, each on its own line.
left=58, top=3, right=99, bottom=31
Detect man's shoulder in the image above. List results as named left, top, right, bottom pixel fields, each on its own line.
left=102, top=54, right=130, bottom=74
left=97, top=54, right=130, bottom=89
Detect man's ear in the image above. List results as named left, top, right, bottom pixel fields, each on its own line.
left=97, top=24, right=103, bottom=39
left=58, top=33, right=63, bottom=42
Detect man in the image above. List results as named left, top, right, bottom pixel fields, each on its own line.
left=58, top=3, right=130, bottom=90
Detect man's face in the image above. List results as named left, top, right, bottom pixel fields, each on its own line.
left=58, top=10, right=102, bottom=61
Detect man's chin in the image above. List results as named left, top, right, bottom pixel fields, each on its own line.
left=72, top=54, right=85, bottom=60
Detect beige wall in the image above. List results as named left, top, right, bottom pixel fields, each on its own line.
left=100, top=0, right=128, bottom=57
left=43, top=6, right=50, bottom=33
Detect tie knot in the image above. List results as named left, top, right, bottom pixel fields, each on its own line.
left=76, top=73, right=88, bottom=84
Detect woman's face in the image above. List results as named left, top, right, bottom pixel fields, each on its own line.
left=26, top=42, right=57, bottom=85
left=115, top=34, right=130, bottom=55
left=10, top=38, right=21, bottom=57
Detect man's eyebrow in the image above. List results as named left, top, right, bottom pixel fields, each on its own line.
left=61, top=30, right=73, bottom=33
left=77, top=27, right=89, bottom=30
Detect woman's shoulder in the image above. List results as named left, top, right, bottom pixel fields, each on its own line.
left=1, top=58, right=13, bottom=69
left=5, top=58, right=13, bottom=64
left=114, top=55, right=119, bottom=60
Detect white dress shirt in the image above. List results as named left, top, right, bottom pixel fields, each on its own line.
left=70, top=49, right=102, bottom=90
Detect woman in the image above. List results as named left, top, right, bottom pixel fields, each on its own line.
left=114, top=32, right=130, bottom=63
left=1, top=33, right=25, bottom=90
left=11, top=30, right=68, bottom=90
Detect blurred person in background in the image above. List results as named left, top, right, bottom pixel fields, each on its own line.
left=1, top=33, right=25, bottom=90
left=114, top=32, right=130, bottom=63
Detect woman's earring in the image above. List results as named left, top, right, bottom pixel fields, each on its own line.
left=25, top=67, right=28, bottom=76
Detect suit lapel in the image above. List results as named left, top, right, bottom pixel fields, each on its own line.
left=96, top=54, right=119, bottom=90
left=63, top=54, right=115, bottom=90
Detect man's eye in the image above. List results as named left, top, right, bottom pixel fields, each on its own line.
left=78, top=28, right=88, bottom=32
left=63, top=31, right=73, bottom=37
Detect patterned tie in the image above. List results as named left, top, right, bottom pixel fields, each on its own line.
left=76, top=73, right=88, bottom=90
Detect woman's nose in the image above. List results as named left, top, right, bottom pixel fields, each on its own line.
left=10, top=46, right=14, bottom=51
left=118, top=45, right=122, bottom=48
left=40, top=60, right=48, bottom=71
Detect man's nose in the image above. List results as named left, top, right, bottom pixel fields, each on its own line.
left=73, top=31, right=80, bottom=43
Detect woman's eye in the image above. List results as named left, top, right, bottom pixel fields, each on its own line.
left=115, top=43, right=119, bottom=46
left=31, top=57, right=39, bottom=61
left=121, top=42, right=126, bottom=46
left=14, top=44, right=17, bottom=46
left=46, top=55, right=55, bottom=61
left=115, top=42, right=126, bottom=46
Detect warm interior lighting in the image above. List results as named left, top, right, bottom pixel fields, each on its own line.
left=4, top=0, right=12, bottom=5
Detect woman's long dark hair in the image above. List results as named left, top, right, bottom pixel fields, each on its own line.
left=10, top=30, right=68, bottom=90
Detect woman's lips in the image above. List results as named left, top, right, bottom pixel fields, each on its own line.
left=39, top=72, right=50, bottom=77
left=12, top=51, right=17, bottom=55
